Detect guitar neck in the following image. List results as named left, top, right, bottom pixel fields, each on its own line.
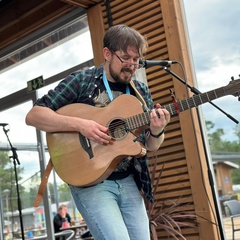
left=164, top=84, right=227, bottom=116
left=126, top=82, right=236, bottom=130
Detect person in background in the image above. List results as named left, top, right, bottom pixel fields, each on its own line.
left=26, top=24, right=170, bottom=240
left=53, top=204, right=71, bottom=234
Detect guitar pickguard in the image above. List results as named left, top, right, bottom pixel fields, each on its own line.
left=79, top=133, right=94, bottom=159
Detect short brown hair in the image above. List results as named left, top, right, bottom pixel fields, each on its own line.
left=58, top=204, right=67, bottom=211
left=103, top=25, right=148, bottom=58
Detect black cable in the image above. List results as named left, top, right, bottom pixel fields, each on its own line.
left=105, top=0, right=113, bottom=27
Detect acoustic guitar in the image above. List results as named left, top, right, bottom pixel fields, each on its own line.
left=46, top=78, right=240, bottom=186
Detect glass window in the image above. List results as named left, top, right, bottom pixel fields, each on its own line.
left=0, top=16, right=93, bottom=98
left=0, top=14, right=93, bottom=239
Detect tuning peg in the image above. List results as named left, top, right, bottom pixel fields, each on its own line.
left=231, top=76, right=234, bottom=80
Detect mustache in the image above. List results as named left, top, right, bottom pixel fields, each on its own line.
left=121, top=67, right=134, bottom=74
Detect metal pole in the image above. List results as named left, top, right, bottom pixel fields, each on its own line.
left=53, top=170, right=59, bottom=210
left=3, top=189, right=10, bottom=224
left=0, top=196, right=4, bottom=240
left=6, top=195, right=9, bottom=222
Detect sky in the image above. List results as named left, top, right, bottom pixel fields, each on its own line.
left=183, top=0, right=240, bottom=141
left=1, top=1, right=240, bottom=187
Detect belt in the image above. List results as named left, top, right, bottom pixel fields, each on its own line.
left=107, top=168, right=133, bottom=180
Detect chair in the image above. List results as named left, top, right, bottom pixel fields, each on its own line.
left=224, top=200, right=240, bottom=240
left=81, top=229, right=93, bottom=239
left=54, top=230, right=75, bottom=240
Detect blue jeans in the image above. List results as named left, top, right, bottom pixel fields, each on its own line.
left=69, top=175, right=150, bottom=240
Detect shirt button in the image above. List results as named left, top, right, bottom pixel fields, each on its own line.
left=89, top=95, right=92, bottom=98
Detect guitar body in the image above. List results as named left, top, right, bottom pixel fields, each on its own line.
left=46, top=77, right=240, bottom=186
left=46, top=95, right=147, bottom=187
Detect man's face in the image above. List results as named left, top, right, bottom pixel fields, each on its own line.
left=108, top=45, right=140, bottom=84
left=59, top=207, right=67, bottom=217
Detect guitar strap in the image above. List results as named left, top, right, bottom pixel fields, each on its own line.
left=33, top=158, right=53, bottom=207
left=129, top=79, right=149, bottom=109
left=33, top=79, right=149, bottom=207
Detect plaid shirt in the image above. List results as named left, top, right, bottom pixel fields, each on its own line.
left=36, top=64, right=154, bottom=202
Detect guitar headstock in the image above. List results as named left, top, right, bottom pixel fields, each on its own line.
left=225, top=76, right=240, bottom=98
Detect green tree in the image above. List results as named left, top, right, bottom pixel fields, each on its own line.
left=19, top=177, right=72, bottom=208
left=234, top=124, right=240, bottom=144
left=0, top=151, right=25, bottom=211
left=48, top=182, right=72, bottom=203
left=205, top=121, right=225, bottom=152
left=232, top=168, right=240, bottom=184
left=205, top=120, right=240, bottom=184
left=205, top=120, right=214, bottom=132
left=58, top=183, right=71, bottom=202
left=47, top=182, right=71, bottom=203
left=37, top=181, right=72, bottom=205
left=206, top=120, right=240, bottom=153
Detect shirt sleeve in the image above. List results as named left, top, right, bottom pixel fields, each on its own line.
left=53, top=214, right=63, bottom=232
left=34, top=66, right=98, bottom=110
left=34, top=72, right=82, bottom=111
left=66, top=213, right=71, bottom=223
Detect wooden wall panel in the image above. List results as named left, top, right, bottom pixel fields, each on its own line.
left=88, top=0, right=219, bottom=239
left=160, top=2, right=219, bottom=239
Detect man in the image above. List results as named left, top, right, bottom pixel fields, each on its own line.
left=53, top=204, right=71, bottom=233
left=26, top=24, right=170, bottom=240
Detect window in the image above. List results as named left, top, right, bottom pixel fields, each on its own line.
left=0, top=14, right=93, bottom=239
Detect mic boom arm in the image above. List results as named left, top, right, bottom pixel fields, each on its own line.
left=164, top=66, right=239, bottom=124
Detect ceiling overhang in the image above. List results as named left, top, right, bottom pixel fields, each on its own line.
left=0, top=0, right=102, bottom=53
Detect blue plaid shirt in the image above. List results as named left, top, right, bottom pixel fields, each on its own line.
left=35, top=64, right=154, bottom=202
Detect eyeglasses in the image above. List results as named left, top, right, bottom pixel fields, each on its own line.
left=112, top=51, right=144, bottom=69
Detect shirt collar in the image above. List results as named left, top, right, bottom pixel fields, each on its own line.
left=94, top=64, right=104, bottom=80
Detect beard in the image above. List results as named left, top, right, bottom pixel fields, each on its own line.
left=109, top=62, right=133, bottom=84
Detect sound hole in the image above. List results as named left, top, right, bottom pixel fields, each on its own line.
left=108, top=118, right=127, bottom=140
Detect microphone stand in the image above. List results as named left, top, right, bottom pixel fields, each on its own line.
left=2, top=125, right=25, bottom=240
left=164, top=67, right=239, bottom=124
left=163, top=66, right=235, bottom=240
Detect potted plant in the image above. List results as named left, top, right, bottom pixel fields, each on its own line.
left=145, top=159, right=199, bottom=240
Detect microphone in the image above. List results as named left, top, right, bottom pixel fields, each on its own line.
left=0, top=123, right=9, bottom=127
left=140, top=59, right=177, bottom=68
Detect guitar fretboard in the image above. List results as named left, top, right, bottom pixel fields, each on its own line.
left=165, top=85, right=227, bottom=116
left=126, top=83, right=235, bottom=131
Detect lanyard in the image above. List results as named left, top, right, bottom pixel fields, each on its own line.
left=103, top=70, right=130, bottom=101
